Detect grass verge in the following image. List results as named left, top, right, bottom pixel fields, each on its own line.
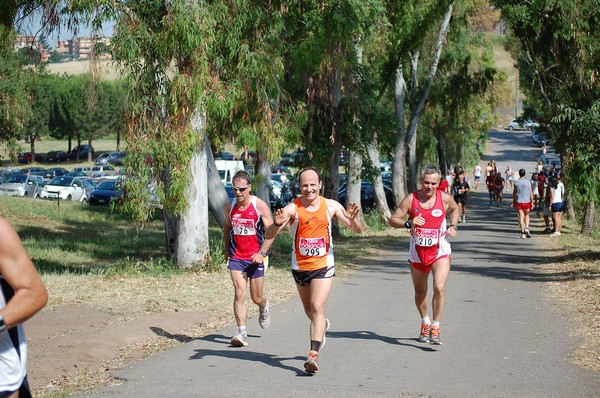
left=539, top=220, right=600, bottom=372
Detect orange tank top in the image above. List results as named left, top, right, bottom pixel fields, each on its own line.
left=289, top=196, right=333, bottom=271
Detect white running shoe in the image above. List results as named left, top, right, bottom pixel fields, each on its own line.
left=259, top=302, right=271, bottom=329
left=231, top=332, right=248, bottom=347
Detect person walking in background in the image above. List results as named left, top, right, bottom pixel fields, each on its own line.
left=537, top=171, right=547, bottom=210
left=486, top=170, right=496, bottom=204
left=452, top=173, right=470, bottom=223
left=389, top=164, right=460, bottom=346
left=494, top=171, right=505, bottom=207
left=512, top=168, right=533, bottom=239
left=224, top=171, right=276, bottom=347
left=549, top=175, right=565, bottom=235
left=0, top=216, right=48, bottom=398
left=542, top=181, right=553, bottom=233
left=531, top=173, right=540, bottom=210
left=266, top=168, right=363, bottom=374
left=505, top=165, right=514, bottom=193
left=473, top=162, right=482, bottom=189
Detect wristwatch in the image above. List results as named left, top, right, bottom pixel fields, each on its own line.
left=404, top=220, right=412, bottom=229
left=259, top=250, right=268, bottom=257
left=0, top=315, right=6, bottom=333
left=449, top=224, right=458, bottom=230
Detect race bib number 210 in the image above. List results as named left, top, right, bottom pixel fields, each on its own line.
left=414, top=228, right=439, bottom=247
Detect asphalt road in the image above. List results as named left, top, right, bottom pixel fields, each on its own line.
left=76, top=130, right=599, bottom=398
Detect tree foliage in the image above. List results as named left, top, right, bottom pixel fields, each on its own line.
left=493, top=0, right=600, bottom=231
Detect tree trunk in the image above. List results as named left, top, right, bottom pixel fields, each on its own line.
left=205, top=134, right=229, bottom=229
left=254, top=152, right=271, bottom=205
left=175, top=111, right=209, bottom=268
left=367, top=132, right=392, bottom=221
left=347, top=150, right=366, bottom=229
left=393, top=65, right=408, bottom=203
left=405, top=2, right=454, bottom=192
left=581, top=201, right=595, bottom=236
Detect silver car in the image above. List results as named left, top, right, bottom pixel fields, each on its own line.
left=40, top=176, right=94, bottom=203
left=0, top=174, right=45, bottom=198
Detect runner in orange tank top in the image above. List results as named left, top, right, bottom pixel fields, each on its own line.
left=389, top=164, right=460, bottom=345
left=266, top=168, right=363, bottom=374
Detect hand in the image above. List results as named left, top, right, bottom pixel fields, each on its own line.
left=413, top=213, right=425, bottom=227
left=447, top=226, right=458, bottom=238
left=251, top=252, right=264, bottom=264
left=273, top=208, right=288, bottom=227
left=345, top=202, right=361, bottom=220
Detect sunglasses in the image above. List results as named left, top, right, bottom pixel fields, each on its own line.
left=232, top=186, right=249, bottom=192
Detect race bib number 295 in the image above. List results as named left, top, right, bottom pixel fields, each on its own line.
left=298, top=237, right=327, bottom=257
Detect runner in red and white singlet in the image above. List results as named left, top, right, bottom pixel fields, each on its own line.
left=224, top=171, right=276, bottom=348
left=389, top=164, right=460, bottom=346
left=408, top=189, right=451, bottom=272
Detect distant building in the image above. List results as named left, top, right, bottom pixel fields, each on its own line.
left=14, top=35, right=50, bottom=62
left=14, top=35, right=111, bottom=62
left=73, top=36, right=112, bottom=60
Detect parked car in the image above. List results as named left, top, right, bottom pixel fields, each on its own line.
left=0, top=174, right=44, bottom=198
left=43, top=167, right=69, bottom=180
left=69, top=144, right=95, bottom=159
left=107, top=152, right=126, bottom=166
left=18, top=167, right=46, bottom=177
left=63, top=171, right=88, bottom=178
left=94, top=152, right=112, bottom=165
left=90, top=165, right=118, bottom=177
left=214, top=151, right=235, bottom=160
left=46, top=150, right=69, bottom=163
left=18, top=152, right=45, bottom=164
left=71, top=166, right=93, bottom=175
left=40, top=176, right=94, bottom=202
left=88, top=179, right=125, bottom=206
left=507, top=119, right=526, bottom=130
left=524, top=119, right=540, bottom=131
left=338, top=181, right=395, bottom=213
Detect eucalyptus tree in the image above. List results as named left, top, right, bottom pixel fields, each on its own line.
left=376, top=0, right=455, bottom=203
left=282, top=0, right=385, bottom=205
left=493, top=0, right=600, bottom=234
left=422, top=0, right=502, bottom=175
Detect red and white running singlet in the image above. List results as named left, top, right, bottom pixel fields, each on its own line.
left=228, top=196, right=266, bottom=260
left=289, top=196, right=334, bottom=271
left=408, top=190, right=451, bottom=267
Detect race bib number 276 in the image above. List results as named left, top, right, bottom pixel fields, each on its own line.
left=232, top=218, right=256, bottom=236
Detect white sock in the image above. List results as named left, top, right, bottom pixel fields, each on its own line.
left=421, top=316, right=431, bottom=325
left=432, top=320, right=440, bottom=328
left=239, top=326, right=247, bottom=334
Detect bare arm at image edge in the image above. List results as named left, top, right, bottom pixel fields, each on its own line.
left=0, top=217, right=48, bottom=328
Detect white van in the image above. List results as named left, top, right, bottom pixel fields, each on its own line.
left=215, top=160, right=245, bottom=185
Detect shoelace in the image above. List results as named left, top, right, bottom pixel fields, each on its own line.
left=421, top=324, right=431, bottom=335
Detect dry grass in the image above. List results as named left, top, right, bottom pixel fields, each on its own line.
left=539, top=220, right=600, bottom=372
